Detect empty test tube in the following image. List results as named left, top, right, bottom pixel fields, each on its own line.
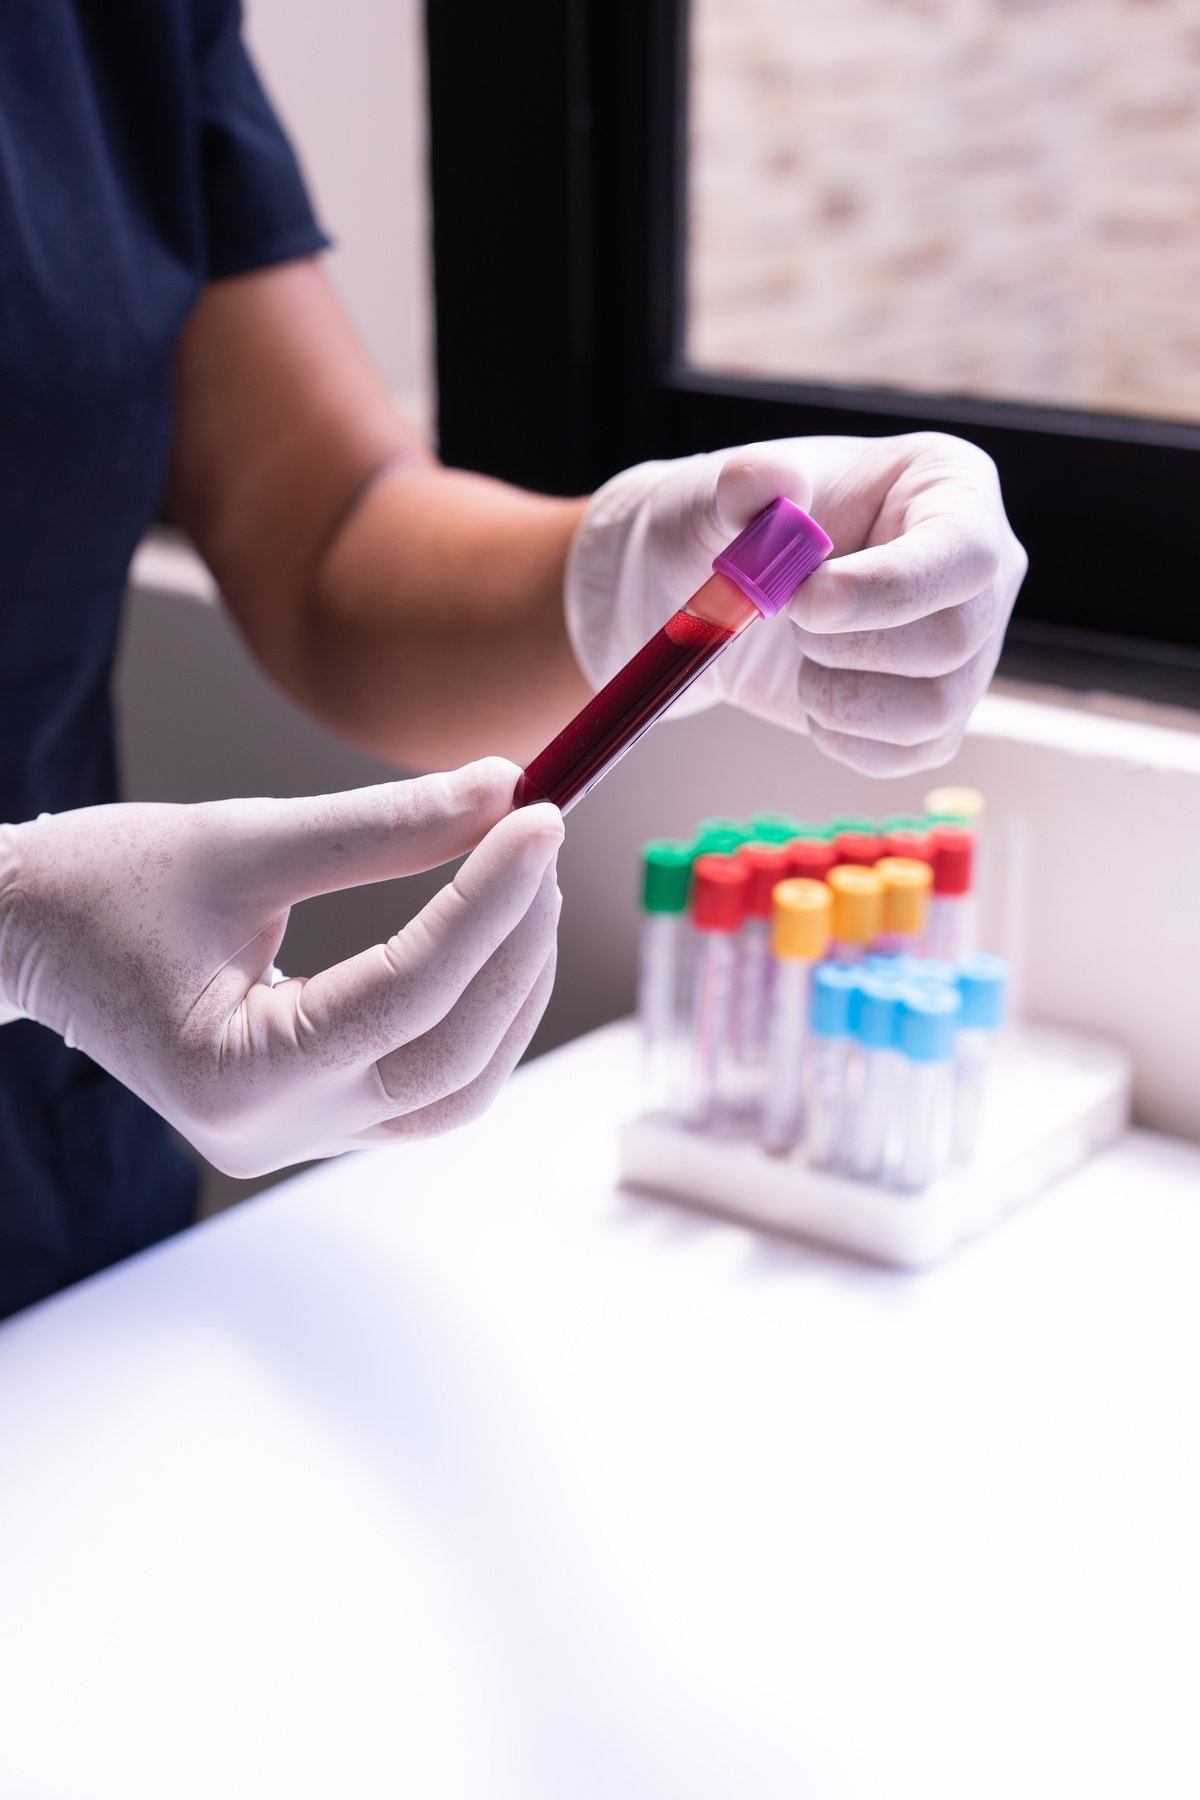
left=826, top=864, right=884, bottom=964
left=637, top=839, right=694, bottom=1114
left=847, top=970, right=907, bottom=1181
left=732, top=841, right=793, bottom=1109
left=927, top=784, right=986, bottom=942
left=761, top=878, right=832, bottom=1154
left=695, top=817, right=751, bottom=855
left=748, top=812, right=805, bottom=845
left=833, top=828, right=885, bottom=868
left=924, top=786, right=985, bottom=831
left=873, top=856, right=933, bottom=956
left=925, top=825, right=977, bottom=961
left=786, top=835, right=839, bottom=884
left=952, top=952, right=1008, bottom=1163
left=682, top=852, right=748, bottom=1128
left=881, top=825, right=933, bottom=864
left=806, top=962, right=859, bottom=1169
left=895, top=986, right=962, bottom=1190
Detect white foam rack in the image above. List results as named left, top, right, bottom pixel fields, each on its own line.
left=618, top=1023, right=1133, bottom=1269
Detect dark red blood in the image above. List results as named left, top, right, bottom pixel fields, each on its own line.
left=514, top=609, right=734, bottom=813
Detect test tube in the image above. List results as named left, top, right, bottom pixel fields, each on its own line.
left=846, top=971, right=907, bottom=1181
left=826, top=864, right=884, bottom=965
left=786, top=836, right=839, bottom=884
left=925, top=825, right=977, bottom=962
left=681, top=852, right=749, bottom=1128
left=924, top=786, right=985, bottom=832
left=514, top=500, right=832, bottom=812
left=862, top=952, right=922, bottom=979
left=880, top=825, right=933, bottom=864
left=806, top=962, right=859, bottom=1169
left=731, top=841, right=794, bottom=1111
left=761, top=878, right=832, bottom=1154
left=747, top=812, right=805, bottom=845
left=832, top=828, right=885, bottom=868
left=873, top=856, right=933, bottom=956
left=895, top=985, right=962, bottom=1191
left=913, top=957, right=958, bottom=985
left=636, top=839, right=694, bottom=1114
left=952, top=952, right=1008, bottom=1163
left=695, top=817, right=752, bottom=855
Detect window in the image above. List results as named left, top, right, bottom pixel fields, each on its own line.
left=428, top=0, right=1200, bottom=704
left=689, top=0, right=1200, bottom=425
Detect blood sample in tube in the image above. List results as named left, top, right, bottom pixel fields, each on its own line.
left=514, top=499, right=832, bottom=813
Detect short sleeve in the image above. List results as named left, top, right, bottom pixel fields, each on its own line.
left=192, top=0, right=331, bottom=279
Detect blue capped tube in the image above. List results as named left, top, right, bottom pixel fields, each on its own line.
left=896, top=985, right=963, bottom=1190
left=952, top=953, right=1008, bottom=1163
left=847, top=971, right=907, bottom=1182
left=805, top=963, right=859, bottom=1170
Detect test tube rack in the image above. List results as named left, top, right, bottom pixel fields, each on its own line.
left=619, top=1022, right=1132, bottom=1269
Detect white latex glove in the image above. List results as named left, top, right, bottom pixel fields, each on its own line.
left=566, top=433, right=1028, bottom=775
left=0, top=759, right=561, bottom=1178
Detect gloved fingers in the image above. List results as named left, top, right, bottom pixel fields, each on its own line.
left=790, top=504, right=1004, bottom=635
left=712, top=443, right=815, bottom=539
left=787, top=585, right=999, bottom=677
left=227, top=757, right=523, bottom=910
left=797, top=638, right=1000, bottom=749
left=278, top=803, right=562, bottom=1070
left=372, top=859, right=560, bottom=1112
left=360, top=945, right=557, bottom=1143
left=806, top=716, right=969, bottom=778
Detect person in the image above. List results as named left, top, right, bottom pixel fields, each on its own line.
left=0, top=0, right=1026, bottom=1319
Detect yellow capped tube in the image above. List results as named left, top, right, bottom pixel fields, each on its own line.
left=826, top=865, right=884, bottom=965
left=874, top=855, right=932, bottom=952
left=770, top=877, right=832, bottom=962
left=762, top=878, right=831, bottom=1154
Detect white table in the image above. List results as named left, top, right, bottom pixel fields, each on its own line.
left=2, top=1023, right=1198, bottom=1800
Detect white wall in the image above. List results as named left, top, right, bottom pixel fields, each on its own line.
left=243, top=0, right=433, bottom=426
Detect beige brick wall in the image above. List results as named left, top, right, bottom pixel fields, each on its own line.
left=689, top=0, right=1200, bottom=422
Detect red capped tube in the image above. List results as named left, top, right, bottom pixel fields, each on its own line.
left=690, top=852, right=749, bottom=933
left=931, top=825, right=976, bottom=896
left=787, top=837, right=838, bottom=883
left=833, top=830, right=885, bottom=868
left=738, top=842, right=793, bottom=921
left=882, top=827, right=933, bottom=863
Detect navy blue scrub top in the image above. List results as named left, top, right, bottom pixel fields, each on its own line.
left=0, top=1, right=328, bottom=1317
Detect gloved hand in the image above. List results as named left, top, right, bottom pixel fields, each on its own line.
left=0, top=759, right=561, bottom=1177
left=566, top=433, right=1028, bottom=774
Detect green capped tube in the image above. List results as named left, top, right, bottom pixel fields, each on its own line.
left=638, top=838, right=696, bottom=1113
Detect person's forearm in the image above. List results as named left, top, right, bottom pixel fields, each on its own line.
left=291, top=462, right=590, bottom=769
left=167, top=262, right=591, bottom=771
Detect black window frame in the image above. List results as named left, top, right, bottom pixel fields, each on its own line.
left=427, top=0, right=1200, bottom=707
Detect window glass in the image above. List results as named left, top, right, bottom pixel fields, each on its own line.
left=687, top=0, right=1200, bottom=423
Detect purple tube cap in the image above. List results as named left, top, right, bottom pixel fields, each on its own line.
left=712, top=497, right=833, bottom=619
